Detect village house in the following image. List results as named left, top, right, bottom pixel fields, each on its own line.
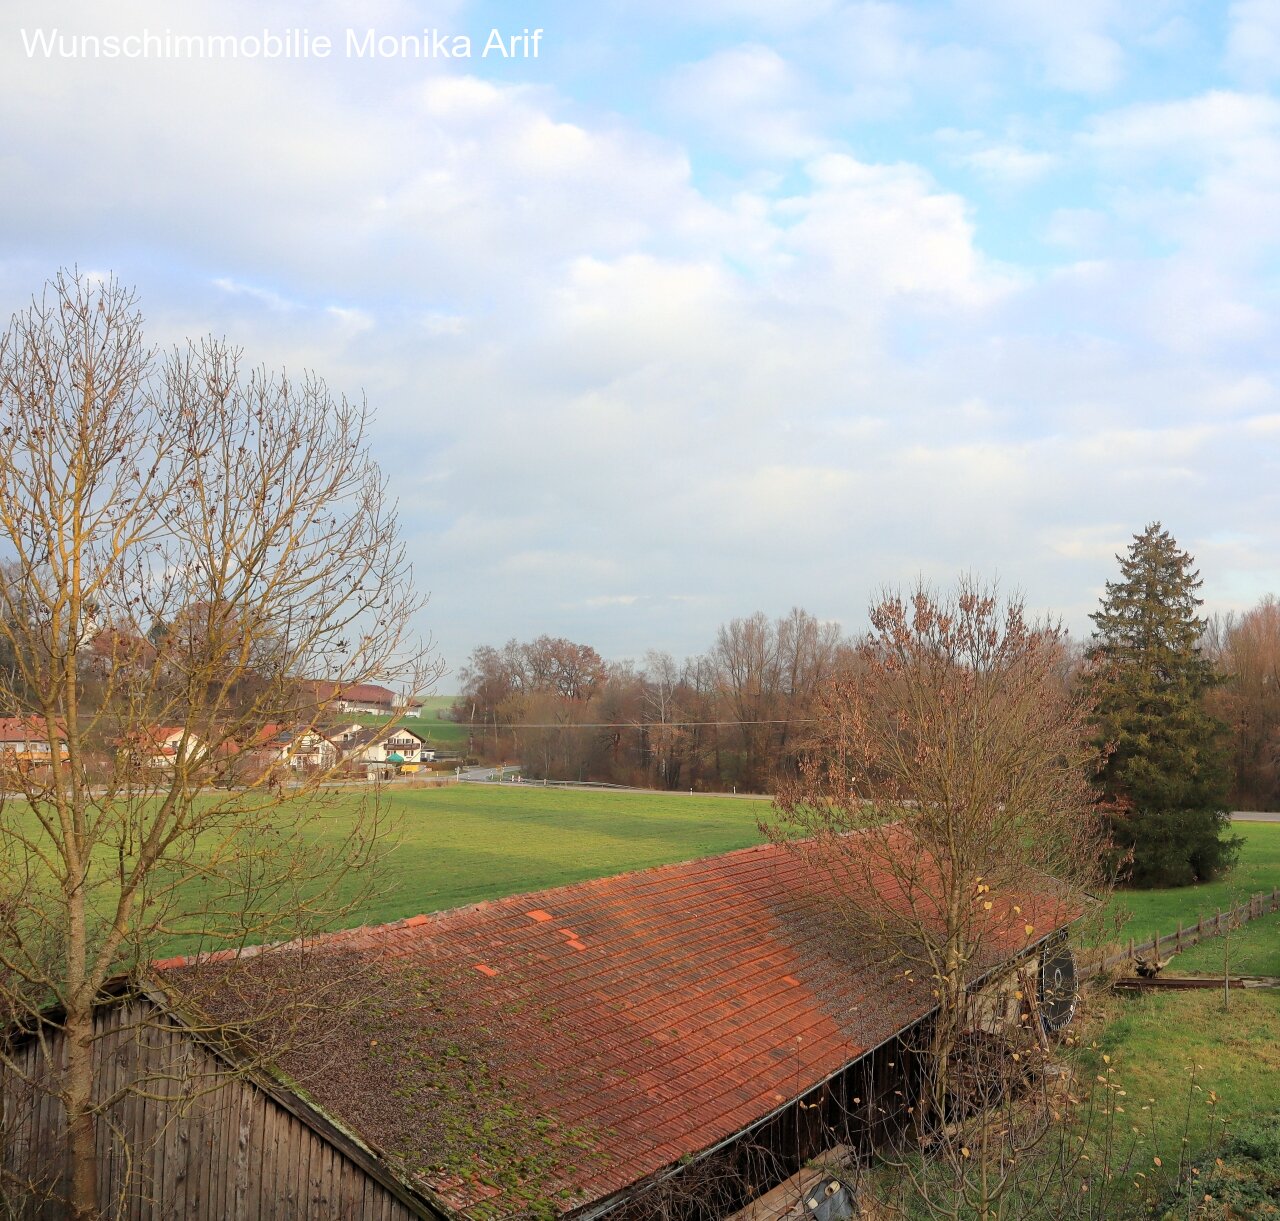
left=119, top=725, right=207, bottom=772
left=0, top=716, right=69, bottom=773
left=1, top=836, right=1079, bottom=1220
left=397, top=694, right=428, bottom=718
left=248, top=725, right=340, bottom=772
left=328, top=723, right=430, bottom=772
left=305, top=680, right=398, bottom=715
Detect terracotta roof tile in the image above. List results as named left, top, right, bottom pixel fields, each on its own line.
left=162, top=834, right=1077, bottom=1220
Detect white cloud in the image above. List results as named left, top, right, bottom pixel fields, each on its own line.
left=1083, top=90, right=1280, bottom=161
left=1227, top=0, right=1280, bottom=84
left=662, top=45, right=826, bottom=160
left=775, top=154, right=1016, bottom=307
left=5, top=0, right=1280, bottom=665
left=958, top=144, right=1058, bottom=180
left=937, top=130, right=1059, bottom=181
left=961, top=0, right=1128, bottom=93
left=213, top=278, right=296, bottom=311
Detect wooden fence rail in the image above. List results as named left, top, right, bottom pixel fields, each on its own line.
left=1082, top=886, right=1280, bottom=977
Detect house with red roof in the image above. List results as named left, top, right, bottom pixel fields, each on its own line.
left=242, top=723, right=339, bottom=772
left=117, top=725, right=207, bottom=771
left=0, top=716, right=69, bottom=771
left=304, top=679, right=397, bottom=714
left=1, top=837, right=1081, bottom=1220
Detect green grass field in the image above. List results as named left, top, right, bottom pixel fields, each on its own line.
left=343, top=695, right=473, bottom=749
left=1106, top=822, right=1280, bottom=946
left=337, top=791, right=1280, bottom=935
left=332, top=784, right=772, bottom=925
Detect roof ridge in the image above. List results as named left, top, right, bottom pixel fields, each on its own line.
left=153, top=838, right=788, bottom=968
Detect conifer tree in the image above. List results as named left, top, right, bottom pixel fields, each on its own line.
left=1085, top=523, right=1240, bottom=887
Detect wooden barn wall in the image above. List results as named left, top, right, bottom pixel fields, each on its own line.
left=1, top=997, right=422, bottom=1220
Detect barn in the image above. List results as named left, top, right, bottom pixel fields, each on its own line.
left=1, top=838, right=1079, bottom=1219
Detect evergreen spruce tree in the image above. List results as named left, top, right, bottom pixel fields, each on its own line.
left=1086, top=523, right=1240, bottom=887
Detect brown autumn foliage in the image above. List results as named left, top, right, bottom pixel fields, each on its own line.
left=770, top=582, right=1110, bottom=1122
left=455, top=609, right=851, bottom=789
left=1205, top=595, right=1280, bottom=810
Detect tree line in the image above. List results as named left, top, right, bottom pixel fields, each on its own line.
left=453, top=608, right=848, bottom=792
left=455, top=594, right=1280, bottom=813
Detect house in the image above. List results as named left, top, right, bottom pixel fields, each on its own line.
left=0, top=836, right=1080, bottom=1220
left=328, top=724, right=428, bottom=771
left=119, top=725, right=206, bottom=772
left=0, top=716, right=69, bottom=771
left=248, top=724, right=339, bottom=772
left=304, top=680, right=397, bottom=715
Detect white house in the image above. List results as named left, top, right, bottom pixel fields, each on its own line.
left=328, top=724, right=428, bottom=769
left=125, top=726, right=206, bottom=771
left=255, top=726, right=339, bottom=771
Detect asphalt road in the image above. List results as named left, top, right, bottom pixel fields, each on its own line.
left=1231, top=811, right=1280, bottom=822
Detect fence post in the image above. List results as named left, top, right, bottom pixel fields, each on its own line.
left=1177, top=920, right=1183, bottom=953
left=1217, top=908, right=1223, bottom=935
left=1196, top=912, right=1204, bottom=940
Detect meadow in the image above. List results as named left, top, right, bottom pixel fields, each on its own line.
left=1102, top=822, right=1280, bottom=954
left=331, top=787, right=1280, bottom=938
left=344, top=694, right=474, bottom=750
left=324, top=783, right=771, bottom=925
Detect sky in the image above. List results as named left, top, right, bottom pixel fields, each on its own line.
left=2, top=1, right=1279, bottom=685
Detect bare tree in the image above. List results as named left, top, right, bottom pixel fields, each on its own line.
left=1206, top=597, right=1280, bottom=810
left=0, top=271, right=438, bottom=1217
left=769, top=580, right=1110, bottom=1215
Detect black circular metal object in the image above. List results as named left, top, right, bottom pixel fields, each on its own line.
left=1038, top=937, right=1078, bottom=1033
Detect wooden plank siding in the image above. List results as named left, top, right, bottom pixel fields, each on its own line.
left=1, top=996, right=434, bottom=1220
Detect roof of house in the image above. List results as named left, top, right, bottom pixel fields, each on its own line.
left=306, top=680, right=397, bottom=704
left=118, top=725, right=204, bottom=753
left=0, top=716, right=66, bottom=744
left=329, top=725, right=425, bottom=754
left=156, top=837, right=1077, bottom=1221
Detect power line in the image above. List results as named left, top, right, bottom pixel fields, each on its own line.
left=462, top=718, right=819, bottom=730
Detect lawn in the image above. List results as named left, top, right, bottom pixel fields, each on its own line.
left=1173, top=907, right=1280, bottom=976
left=343, top=695, right=474, bottom=749
left=313, top=783, right=772, bottom=927
left=315, top=802, right=1280, bottom=937
left=1105, top=819, right=1274, bottom=931
left=1105, top=820, right=1280, bottom=946
left=1065, top=823, right=1280, bottom=1216
left=1071, top=979, right=1280, bottom=1216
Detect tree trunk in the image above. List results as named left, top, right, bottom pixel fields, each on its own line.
left=64, top=1004, right=99, bottom=1219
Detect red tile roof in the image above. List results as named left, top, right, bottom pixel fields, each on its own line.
left=304, top=680, right=396, bottom=705
left=0, top=716, right=66, bottom=743
left=159, top=836, right=1077, bottom=1219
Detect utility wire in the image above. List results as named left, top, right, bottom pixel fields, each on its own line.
left=460, top=718, right=819, bottom=730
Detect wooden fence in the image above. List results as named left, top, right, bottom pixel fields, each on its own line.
left=1086, top=886, right=1280, bottom=976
